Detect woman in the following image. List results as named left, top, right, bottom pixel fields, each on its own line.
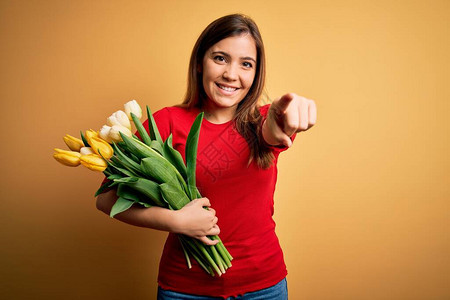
left=97, top=14, right=316, bottom=299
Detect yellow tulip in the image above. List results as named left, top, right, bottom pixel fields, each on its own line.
left=85, top=129, right=99, bottom=144
left=53, top=148, right=81, bottom=167
left=80, top=154, right=108, bottom=172
left=63, top=134, right=84, bottom=151
left=89, top=136, right=114, bottom=159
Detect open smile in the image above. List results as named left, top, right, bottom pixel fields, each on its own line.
left=215, top=83, right=239, bottom=92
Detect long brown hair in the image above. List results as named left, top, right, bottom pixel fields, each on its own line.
left=181, top=14, right=274, bottom=169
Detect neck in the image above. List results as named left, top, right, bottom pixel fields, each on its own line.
left=202, top=103, right=237, bottom=124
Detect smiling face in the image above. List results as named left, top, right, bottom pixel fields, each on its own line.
left=201, top=34, right=257, bottom=120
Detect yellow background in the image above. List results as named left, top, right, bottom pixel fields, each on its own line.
left=1, top=0, right=448, bottom=299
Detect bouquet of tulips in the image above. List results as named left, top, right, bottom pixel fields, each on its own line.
left=53, top=100, right=232, bottom=277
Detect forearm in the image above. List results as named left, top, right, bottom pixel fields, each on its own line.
left=96, top=189, right=179, bottom=233
left=96, top=190, right=220, bottom=245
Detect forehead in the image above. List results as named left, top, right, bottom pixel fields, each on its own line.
left=207, top=34, right=257, bottom=59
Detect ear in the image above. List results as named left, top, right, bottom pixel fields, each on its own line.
left=197, top=64, right=202, bottom=73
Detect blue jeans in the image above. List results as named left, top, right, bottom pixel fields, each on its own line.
left=157, top=278, right=288, bottom=300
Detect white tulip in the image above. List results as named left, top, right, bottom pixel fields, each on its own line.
left=124, top=99, right=142, bottom=120
left=106, top=110, right=131, bottom=130
left=80, top=147, right=94, bottom=155
left=99, top=125, right=114, bottom=143
left=109, top=125, right=132, bottom=142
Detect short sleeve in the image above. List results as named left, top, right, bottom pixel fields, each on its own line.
left=258, top=104, right=296, bottom=154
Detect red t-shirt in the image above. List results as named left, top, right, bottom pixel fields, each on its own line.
left=146, top=104, right=293, bottom=298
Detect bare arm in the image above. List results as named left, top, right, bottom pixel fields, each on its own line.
left=96, top=189, right=220, bottom=245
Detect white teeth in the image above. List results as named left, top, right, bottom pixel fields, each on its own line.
left=218, top=84, right=237, bottom=92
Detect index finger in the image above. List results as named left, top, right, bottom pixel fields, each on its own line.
left=199, top=236, right=219, bottom=246
left=274, top=93, right=295, bottom=113
left=197, top=197, right=210, bottom=208
left=208, top=207, right=216, bottom=216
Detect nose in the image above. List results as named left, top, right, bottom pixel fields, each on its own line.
left=222, top=63, right=238, bottom=81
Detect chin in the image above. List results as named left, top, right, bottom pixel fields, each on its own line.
left=213, top=95, right=244, bottom=107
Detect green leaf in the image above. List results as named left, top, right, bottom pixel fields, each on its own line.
left=108, top=181, right=120, bottom=188
left=109, top=157, right=138, bottom=177
left=113, top=177, right=139, bottom=183
left=111, top=143, right=142, bottom=175
left=185, top=112, right=204, bottom=200
left=110, top=197, right=134, bottom=218
left=116, top=185, right=152, bottom=208
left=159, top=190, right=174, bottom=209
left=159, top=183, right=190, bottom=210
left=129, top=153, right=140, bottom=163
left=120, top=132, right=158, bottom=159
left=136, top=201, right=152, bottom=208
left=140, top=156, right=181, bottom=186
left=121, top=177, right=165, bottom=207
left=147, top=106, right=163, bottom=144
left=163, top=134, right=187, bottom=180
left=150, top=140, right=164, bottom=155
left=107, top=174, right=123, bottom=180
left=94, top=180, right=115, bottom=197
left=80, top=131, right=90, bottom=147
left=117, top=184, right=141, bottom=202
left=114, top=143, right=140, bottom=164
left=103, top=168, right=113, bottom=177
left=104, top=165, right=122, bottom=177
left=131, top=112, right=152, bottom=146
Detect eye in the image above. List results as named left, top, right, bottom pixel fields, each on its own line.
left=243, top=61, right=253, bottom=68
left=213, top=55, right=226, bottom=63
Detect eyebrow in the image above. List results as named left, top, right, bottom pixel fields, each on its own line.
left=211, top=51, right=257, bottom=63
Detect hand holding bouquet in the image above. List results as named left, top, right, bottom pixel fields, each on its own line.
left=53, top=100, right=232, bottom=277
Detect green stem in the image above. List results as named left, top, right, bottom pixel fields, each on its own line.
left=215, top=236, right=233, bottom=261
left=211, top=236, right=231, bottom=268
left=193, top=239, right=222, bottom=276
left=210, top=244, right=225, bottom=274
left=180, top=236, right=213, bottom=276
left=181, top=237, right=210, bottom=268
left=178, top=236, right=191, bottom=269
left=188, top=247, right=213, bottom=276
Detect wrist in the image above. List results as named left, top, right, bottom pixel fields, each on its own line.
left=169, top=209, right=184, bottom=234
left=141, top=206, right=182, bottom=233
left=261, top=118, right=279, bottom=146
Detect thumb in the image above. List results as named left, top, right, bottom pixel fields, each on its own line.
left=280, top=134, right=293, bottom=148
